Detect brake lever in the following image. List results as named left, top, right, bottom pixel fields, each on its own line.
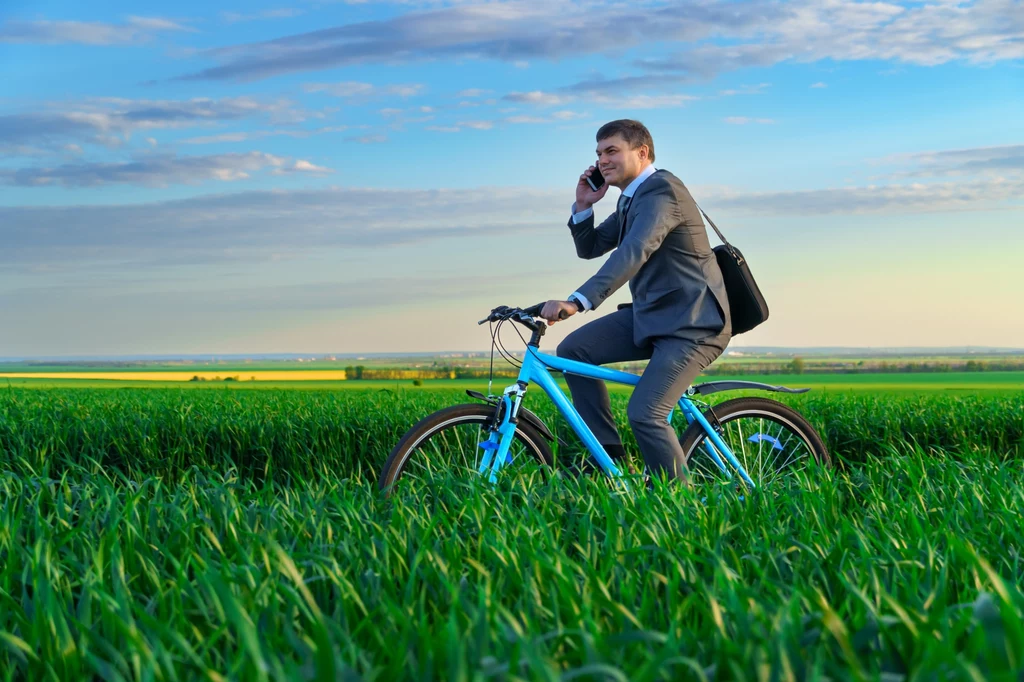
left=478, top=305, right=513, bottom=325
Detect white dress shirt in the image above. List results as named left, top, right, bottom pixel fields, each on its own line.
left=569, top=164, right=658, bottom=311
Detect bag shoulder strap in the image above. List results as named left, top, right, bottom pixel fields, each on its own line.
left=693, top=199, right=745, bottom=266
left=692, top=199, right=729, bottom=246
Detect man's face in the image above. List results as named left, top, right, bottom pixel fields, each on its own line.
left=596, top=134, right=649, bottom=188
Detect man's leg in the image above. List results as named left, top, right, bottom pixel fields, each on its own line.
left=627, top=330, right=730, bottom=483
left=556, top=308, right=652, bottom=467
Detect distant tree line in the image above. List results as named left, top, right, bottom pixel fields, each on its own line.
left=177, top=359, right=1023, bottom=382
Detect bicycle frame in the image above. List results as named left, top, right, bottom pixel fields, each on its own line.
left=477, top=344, right=757, bottom=489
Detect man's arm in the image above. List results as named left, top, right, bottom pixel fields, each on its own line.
left=573, top=182, right=678, bottom=309
left=567, top=203, right=620, bottom=260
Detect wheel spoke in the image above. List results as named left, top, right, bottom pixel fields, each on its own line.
left=384, top=413, right=547, bottom=496
left=684, top=408, right=820, bottom=489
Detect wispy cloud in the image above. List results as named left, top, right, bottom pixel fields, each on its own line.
left=0, top=96, right=308, bottom=152
left=179, top=126, right=349, bottom=145
left=174, top=0, right=1024, bottom=83
left=345, top=134, right=388, bottom=144
left=0, top=186, right=571, bottom=268
left=810, top=82, right=828, bottom=88
left=4, top=144, right=1020, bottom=272
left=0, top=152, right=332, bottom=188
left=706, top=177, right=1024, bottom=215
left=503, top=88, right=698, bottom=110
left=719, top=83, right=772, bottom=96
left=878, top=144, right=1024, bottom=178
left=303, top=81, right=425, bottom=99
left=421, top=110, right=585, bottom=133
left=220, top=8, right=305, bottom=23
left=0, top=16, right=191, bottom=45
left=504, top=91, right=571, bottom=106
left=273, top=159, right=332, bottom=175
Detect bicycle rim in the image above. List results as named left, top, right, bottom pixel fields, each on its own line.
left=388, top=414, right=548, bottom=493
left=684, top=409, right=819, bottom=488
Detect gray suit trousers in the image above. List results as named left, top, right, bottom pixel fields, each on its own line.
left=556, top=307, right=729, bottom=481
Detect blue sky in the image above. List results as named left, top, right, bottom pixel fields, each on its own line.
left=1, top=0, right=1022, bottom=356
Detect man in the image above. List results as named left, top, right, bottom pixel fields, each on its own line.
left=538, top=119, right=732, bottom=485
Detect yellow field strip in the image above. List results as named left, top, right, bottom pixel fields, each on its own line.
left=0, top=371, right=350, bottom=381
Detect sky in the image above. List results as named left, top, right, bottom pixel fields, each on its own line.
left=0, top=0, right=1022, bottom=357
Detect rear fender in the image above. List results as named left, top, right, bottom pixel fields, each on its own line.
left=687, top=380, right=811, bottom=397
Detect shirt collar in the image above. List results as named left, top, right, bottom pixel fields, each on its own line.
left=622, top=164, right=657, bottom=198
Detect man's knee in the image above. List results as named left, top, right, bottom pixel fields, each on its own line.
left=556, top=334, right=584, bottom=360
left=626, top=394, right=669, bottom=430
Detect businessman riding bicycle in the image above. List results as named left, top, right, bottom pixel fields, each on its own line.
left=538, top=119, right=732, bottom=486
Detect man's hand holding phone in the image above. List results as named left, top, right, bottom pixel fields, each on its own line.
left=576, top=165, right=610, bottom=212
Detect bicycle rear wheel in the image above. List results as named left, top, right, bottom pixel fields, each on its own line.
left=677, top=397, right=830, bottom=488
left=378, top=403, right=554, bottom=497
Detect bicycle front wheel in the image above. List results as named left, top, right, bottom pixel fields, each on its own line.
left=677, top=397, right=830, bottom=488
left=378, top=403, right=554, bottom=497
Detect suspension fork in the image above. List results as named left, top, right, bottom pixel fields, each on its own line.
left=477, top=381, right=528, bottom=483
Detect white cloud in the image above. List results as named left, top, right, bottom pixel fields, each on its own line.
left=0, top=96, right=309, bottom=153
left=503, top=88, right=698, bottom=111
left=274, top=159, right=334, bottom=175
left=505, top=116, right=545, bottom=124
left=719, top=83, right=772, bottom=96
left=876, top=144, right=1024, bottom=178
left=0, top=16, right=191, bottom=45
left=177, top=0, right=1024, bottom=83
left=220, top=8, right=304, bottom=23
left=591, top=93, right=699, bottom=109
left=303, top=81, right=425, bottom=99
left=0, top=152, right=327, bottom=187
left=3, top=163, right=1021, bottom=276
left=0, top=186, right=575, bottom=268
left=504, top=91, right=570, bottom=106
left=346, top=134, right=388, bottom=144
left=706, top=177, right=1024, bottom=215
left=810, top=82, right=828, bottom=88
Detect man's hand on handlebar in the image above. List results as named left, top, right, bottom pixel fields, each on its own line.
left=539, top=300, right=578, bottom=326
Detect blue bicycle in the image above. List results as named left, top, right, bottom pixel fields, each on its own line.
left=378, top=302, right=830, bottom=496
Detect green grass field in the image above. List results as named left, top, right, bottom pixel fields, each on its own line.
left=5, top=370, right=1024, bottom=394
left=1, top=384, right=1023, bottom=679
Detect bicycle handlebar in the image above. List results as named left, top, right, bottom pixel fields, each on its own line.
left=477, top=301, right=564, bottom=329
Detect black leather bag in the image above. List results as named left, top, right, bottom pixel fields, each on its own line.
left=697, top=205, right=769, bottom=335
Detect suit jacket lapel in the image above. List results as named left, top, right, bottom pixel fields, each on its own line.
left=616, top=169, right=661, bottom=246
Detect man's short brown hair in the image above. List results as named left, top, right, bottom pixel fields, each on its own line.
left=596, top=119, right=655, bottom=163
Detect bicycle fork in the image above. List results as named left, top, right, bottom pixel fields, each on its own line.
left=477, top=383, right=526, bottom=484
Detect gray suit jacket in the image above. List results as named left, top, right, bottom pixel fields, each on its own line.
left=569, top=169, right=731, bottom=346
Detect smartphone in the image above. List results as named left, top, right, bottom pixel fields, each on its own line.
left=585, top=166, right=605, bottom=192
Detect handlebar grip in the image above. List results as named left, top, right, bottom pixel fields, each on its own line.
left=558, top=309, right=569, bottom=320
left=522, top=302, right=545, bottom=317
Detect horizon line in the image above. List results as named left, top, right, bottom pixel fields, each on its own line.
left=4, top=345, right=1024, bottom=363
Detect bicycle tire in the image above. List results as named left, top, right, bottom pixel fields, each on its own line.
left=378, top=403, right=555, bottom=495
left=677, top=397, right=830, bottom=485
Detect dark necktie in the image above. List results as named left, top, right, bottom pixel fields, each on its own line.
left=616, top=193, right=631, bottom=245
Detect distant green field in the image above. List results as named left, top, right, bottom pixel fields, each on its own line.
left=4, top=370, right=1024, bottom=393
